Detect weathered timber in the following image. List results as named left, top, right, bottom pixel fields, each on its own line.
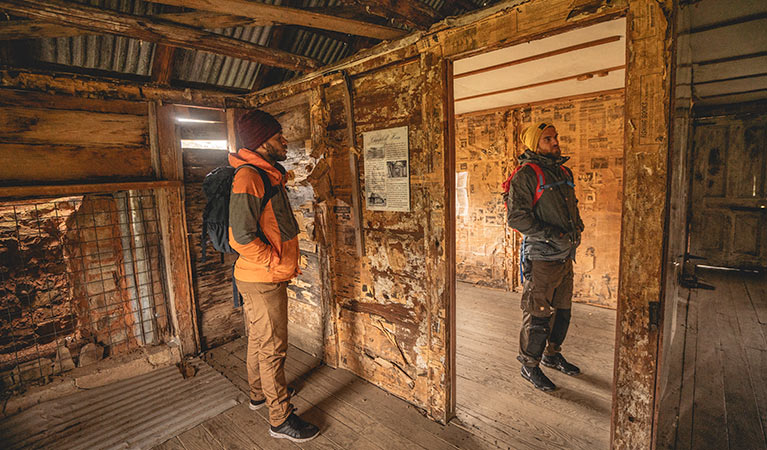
left=445, top=58, right=457, bottom=420
left=0, top=67, right=246, bottom=108
left=336, top=0, right=441, bottom=30
left=0, top=88, right=148, bottom=114
left=0, top=106, right=147, bottom=146
left=147, top=0, right=406, bottom=41
left=0, top=181, right=181, bottom=199
left=0, top=12, right=269, bottom=40
left=0, top=143, right=153, bottom=186
left=151, top=44, right=176, bottom=85
left=156, top=187, right=199, bottom=356
left=342, top=300, right=416, bottom=326
left=612, top=0, right=673, bottom=448
left=0, top=0, right=320, bottom=71
left=341, top=71, right=365, bottom=258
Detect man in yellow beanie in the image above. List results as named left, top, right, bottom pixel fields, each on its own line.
left=503, top=122, right=584, bottom=392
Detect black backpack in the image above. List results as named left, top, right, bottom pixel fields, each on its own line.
left=200, top=164, right=276, bottom=263
left=200, top=164, right=277, bottom=308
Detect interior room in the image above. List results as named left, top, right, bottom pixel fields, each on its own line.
left=451, top=18, right=625, bottom=449
left=0, top=0, right=764, bottom=449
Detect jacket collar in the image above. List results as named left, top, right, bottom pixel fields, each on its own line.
left=228, top=148, right=286, bottom=184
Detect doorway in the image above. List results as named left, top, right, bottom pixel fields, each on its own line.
left=450, top=18, right=627, bottom=448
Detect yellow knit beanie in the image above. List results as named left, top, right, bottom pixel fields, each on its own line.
left=521, top=122, right=553, bottom=151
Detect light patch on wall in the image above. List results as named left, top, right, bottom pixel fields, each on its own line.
left=180, top=140, right=228, bottom=150
left=456, top=172, right=469, bottom=217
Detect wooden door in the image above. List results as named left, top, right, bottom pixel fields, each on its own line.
left=689, top=114, right=767, bottom=269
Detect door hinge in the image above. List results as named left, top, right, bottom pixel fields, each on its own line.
left=649, top=301, right=660, bottom=330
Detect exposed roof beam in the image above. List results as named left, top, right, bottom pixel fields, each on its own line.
left=334, top=0, right=440, bottom=30
left=0, top=0, right=320, bottom=72
left=0, top=65, right=247, bottom=107
left=146, top=0, right=406, bottom=40
left=150, top=44, right=176, bottom=85
left=0, top=12, right=270, bottom=41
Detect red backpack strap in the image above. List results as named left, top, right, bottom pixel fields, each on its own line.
left=526, top=163, right=546, bottom=206
left=502, top=163, right=526, bottom=194
left=503, top=162, right=546, bottom=207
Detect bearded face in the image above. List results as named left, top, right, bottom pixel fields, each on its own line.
left=262, top=132, right=289, bottom=162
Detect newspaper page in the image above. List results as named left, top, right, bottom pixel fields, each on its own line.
left=362, top=126, right=410, bottom=212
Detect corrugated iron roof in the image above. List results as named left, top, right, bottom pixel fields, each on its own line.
left=12, top=0, right=495, bottom=92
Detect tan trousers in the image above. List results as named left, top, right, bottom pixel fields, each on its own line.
left=237, top=279, right=291, bottom=427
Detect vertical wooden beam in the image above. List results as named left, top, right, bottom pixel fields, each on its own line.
left=444, top=58, right=457, bottom=421
left=151, top=44, right=177, bottom=86
left=612, top=0, right=674, bottom=447
left=153, top=102, right=200, bottom=355
left=225, top=107, right=246, bottom=153
left=156, top=103, right=184, bottom=181
left=341, top=71, right=365, bottom=258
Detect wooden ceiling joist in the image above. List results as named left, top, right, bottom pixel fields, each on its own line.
left=151, top=44, right=176, bottom=85
left=146, top=0, right=406, bottom=41
left=0, top=66, right=246, bottom=108
left=326, top=0, right=441, bottom=30
left=0, top=12, right=272, bottom=41
left=0, top=0, right=320, bottom=72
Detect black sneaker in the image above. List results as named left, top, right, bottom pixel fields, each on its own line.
left=541, top=353, right=581, bottom=376
left=249, top=386, right=296, bottom=410
left=520, top=365, right=556, bottom=391
left=269, top=413, right=320, bottom=442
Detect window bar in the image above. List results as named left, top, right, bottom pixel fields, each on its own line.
left=116, top=192, right=148, bottom=347
left=70, top=198, right=99, bottom=359
left=33, top=203, right=59, bottom=379
left=53, top=200, right=75, bottom=372
left=10, top=204, right=28, bottom=387
left=89, top=200, right=114, bottom=351
left=131, top=192, right=156, bottom=345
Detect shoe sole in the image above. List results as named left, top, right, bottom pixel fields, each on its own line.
left=521, top=370, right=556, bottom=392
left=540, top=361, right=581, bottom=376
left=269, top=429, right=319, bottom=442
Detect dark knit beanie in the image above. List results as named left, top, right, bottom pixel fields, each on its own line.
left=237, top=110, right=282, bottom=150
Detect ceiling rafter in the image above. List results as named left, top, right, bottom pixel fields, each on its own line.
left=0, top=0, right=320, bottom=72
left=150, top=44, right=176, bottom=85
left=0, top=12, right=272, bottom=41
left=146, top=0, right=406, bottom=41
left=334, top=0, right=441, bottom=30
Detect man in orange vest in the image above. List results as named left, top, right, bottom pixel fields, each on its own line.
left=505, top=122, right=584, bottom=392
left=229, top=110, right=319, bottom=442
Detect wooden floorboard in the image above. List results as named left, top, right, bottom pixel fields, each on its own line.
left=724, top=274, right=767, bottom=449
left=455, top=282, right=615, bottom=450
left=674, top=287, right=698, bottom=450
left=176, top=424, right=226, bottom=450
left=676, top=270, right=767, bottom=450
left=154, top=334, right=498, bottom=450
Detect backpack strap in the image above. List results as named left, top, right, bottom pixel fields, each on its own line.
left=234, top=164, right=279, bottom=245
left=503, top=163, right=547, bottom=207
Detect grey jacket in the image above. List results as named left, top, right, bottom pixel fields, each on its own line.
left=505, top=150, right=584, bottom=261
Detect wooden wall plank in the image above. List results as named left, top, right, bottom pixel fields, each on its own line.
left=0, top=89, right=148, bottom=115
left=0, top=180, right=180, bottom=199
left=156, top=186, right=199, bottom=356
left=0, top=106, right=148, bottom=146
left=0, top=143, right=152, bottom=185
